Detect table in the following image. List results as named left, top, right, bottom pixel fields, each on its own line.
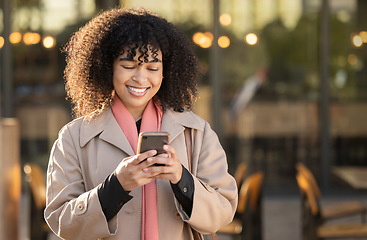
left=332, top=166, right=367, bottom=190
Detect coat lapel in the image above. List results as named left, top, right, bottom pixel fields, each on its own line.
left=161, top=110, right=204, bottom=143
left=80, top=108, right=135, bottom=156
left=79, top=107, right=204, bottom=156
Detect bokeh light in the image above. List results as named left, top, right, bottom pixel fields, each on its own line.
left=23, top=32, right=41, bottom=45
left=218, top=36, right=230, bottom=48
left=43, top=36, right=56, bottom=48
left=193, top=32, right=213, bottom=48
left=9, top=32, right=22, bottom=44
left=220, top=13, right=232, bottom=26
left=348, top=54, right=357, bottom=65
left=245, top=33, right=258, bottom=45
left=0, top=36, right=4, bottom=48
left=352, top=35, right=363, bottom=47
left=359, top=31, right=367, bottom=43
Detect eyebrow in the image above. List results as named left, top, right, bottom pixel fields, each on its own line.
left=119, top=57, right=162, bottom=63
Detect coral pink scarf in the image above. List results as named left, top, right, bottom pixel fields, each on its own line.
left=111, top=95, right=162, bottom=240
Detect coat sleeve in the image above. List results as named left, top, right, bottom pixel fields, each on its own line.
left=178, top=121, right=238, bottom=234
left=44, top=125, right=116, bottom=240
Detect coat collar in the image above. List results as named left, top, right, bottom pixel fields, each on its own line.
left=79, top=107, right=204, bottom=155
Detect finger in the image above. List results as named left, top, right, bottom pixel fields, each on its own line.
left=145, top=154, right=169, bottom=167
left=147, top=165, right=182, bottom=184
left=132, top=150, right=157, bottom=165
left=143, top=158, right=182, bottom=181
left=142, top=165, right=169, bottom=175
left=163, top=145, right=177, bottom=158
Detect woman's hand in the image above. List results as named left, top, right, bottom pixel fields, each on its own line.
left=115, top=150, right=160, bottom=191
left=142, top=145, right=183, bottom=184
left=115, top=145, right=183, bottom=191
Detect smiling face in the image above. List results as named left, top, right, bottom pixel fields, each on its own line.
left=112, top=47, right=163, bottom=121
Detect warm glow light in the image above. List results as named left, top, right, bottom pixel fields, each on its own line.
left=23, top=32, right=41, bottom=45
left=200, top=38, right=212, bottom=48
left=43, top=36, right=56, bottom=48
left=347, top=54, right=357, bottom=65
left=245, top=33, right=258, bottom=45
left=193, top=32, right=212, bottom=48
left=0, top=36, right=4, bottom=48
left=218, top=36, right=230, bottom=48
left=24, top=165, right=31, bottom=175
left=204, top=32, right=213, bottom=41
left=220, top=13, right=232, bottom=26
left=359, top=31, right=367, bottom=43
left=352, top=35, right=363, bottom=47
left=193, top=32, right=204, bottom=44
left=9, top=32, right=22, bottom=44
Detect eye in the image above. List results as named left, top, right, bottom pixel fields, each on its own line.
left=147, top=63, right=161, bottom=72
left=122, top=65, right=135, bottom=70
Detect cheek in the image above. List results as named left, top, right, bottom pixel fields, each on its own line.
left=113, top=69, right=128, bottom=85
left=152, top=77, right=163, bottom=89
left=152, top=71, right=163, bottom=87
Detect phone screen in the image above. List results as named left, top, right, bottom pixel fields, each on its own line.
left=137, top=132, right=169, bottom=155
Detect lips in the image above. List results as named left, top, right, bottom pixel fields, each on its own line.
left=127, top=86, right=149, bottom=96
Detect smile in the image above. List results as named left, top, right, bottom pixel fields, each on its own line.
left=127, top=86, right=149, bottom=94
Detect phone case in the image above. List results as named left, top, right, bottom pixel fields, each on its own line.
left=137, top=132, right=170, bottom=155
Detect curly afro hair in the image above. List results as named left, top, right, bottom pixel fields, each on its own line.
left=63, top=7, right=199, bottom=118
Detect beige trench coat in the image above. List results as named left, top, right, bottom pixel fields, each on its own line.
left=44, top=108, right=238, bottom=240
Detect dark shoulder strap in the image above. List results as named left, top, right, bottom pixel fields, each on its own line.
left=184, top=128, right=192, bottom=172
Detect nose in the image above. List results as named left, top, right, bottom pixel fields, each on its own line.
left=132, top=68, right=147, bottom=83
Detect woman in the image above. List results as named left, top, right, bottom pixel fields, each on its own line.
left=44, top=7, right=237, bottom=240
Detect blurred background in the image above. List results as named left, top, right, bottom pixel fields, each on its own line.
left=1, top=0, right=366, bottom=240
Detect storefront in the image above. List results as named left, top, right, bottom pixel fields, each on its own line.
left=1, top=0, right=366, bottom=196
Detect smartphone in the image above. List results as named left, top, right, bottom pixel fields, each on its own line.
left=137, top=132, right=170, bottom=166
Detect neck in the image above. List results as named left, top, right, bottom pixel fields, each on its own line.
left=126, top=105, right=146, bottom=122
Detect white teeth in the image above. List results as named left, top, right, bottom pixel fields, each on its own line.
left=128, top=86, right=147, bottom=93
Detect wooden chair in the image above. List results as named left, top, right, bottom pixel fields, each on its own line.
left=296, top=173, right=367, bottom=240
left=234, top=162, right=247, bottom=190
left=24, top=163, right=50, bottom=240
left=218, top=171, right=264, bottom=240
left=296, top=163, right=366, bottom=222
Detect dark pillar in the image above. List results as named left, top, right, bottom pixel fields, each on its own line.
left=1, top=0, right=13, bottom=118
left=210, top=0, right=222, bottom=139
left=320, top=0, right=330, bottom=190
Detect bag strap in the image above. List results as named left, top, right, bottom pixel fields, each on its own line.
left=184, top=128, right=218, bottom=240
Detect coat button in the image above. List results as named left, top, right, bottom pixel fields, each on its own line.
left=183, top=187, right=188, bottom=193
left=77, top=203, right=84, bottom=211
